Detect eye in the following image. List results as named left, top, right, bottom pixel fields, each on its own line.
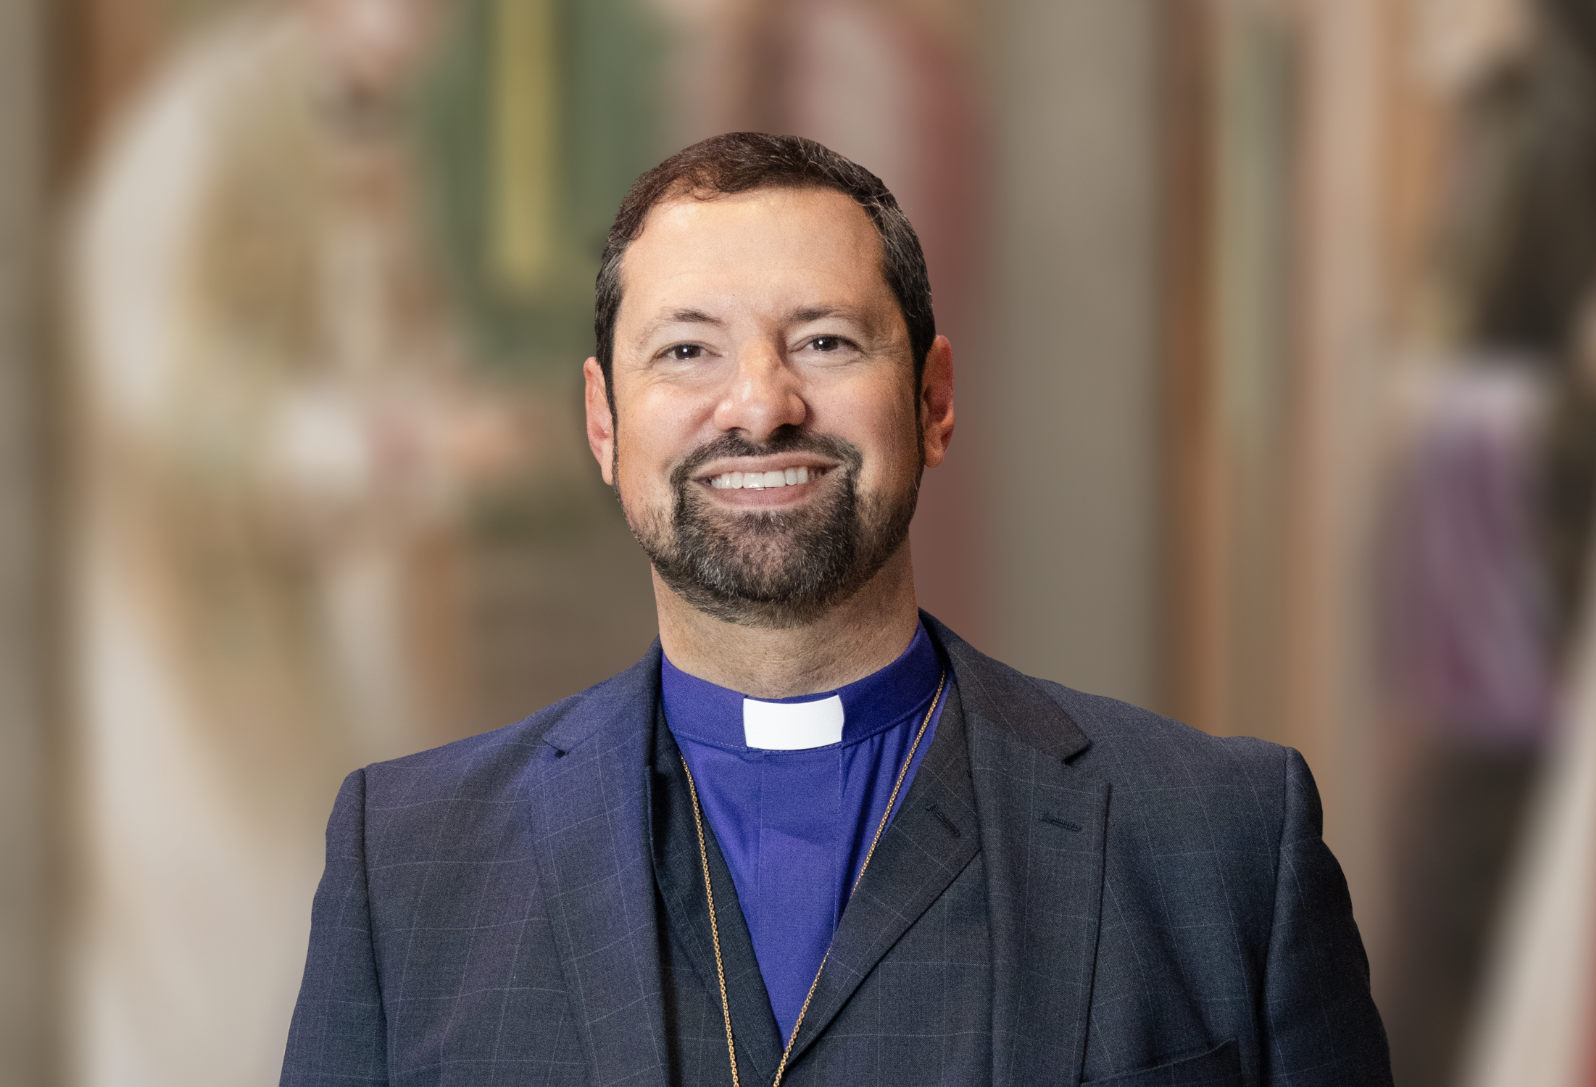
left=808, top=335, right=846, bottom=353
left=665, top=343, right=705, bottom=361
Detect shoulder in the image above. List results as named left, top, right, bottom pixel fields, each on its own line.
left=1034, top=678, right=1296, bottom=850
left=367, top=663, right=644, bottom=786
left=932, top=613, right=1296, bottom=849
left=931, top=613, right=1288, bottom=799
left=347, top=653, right=657, bottom=832
left=1037, top=677, right=1290, bottom=796
left=980, top=679, right=1298, bottom=940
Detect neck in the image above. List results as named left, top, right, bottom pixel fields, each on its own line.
left=654, top=546, right=922, bottom=699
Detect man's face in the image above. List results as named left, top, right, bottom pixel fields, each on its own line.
left=585, top=186, right=947, bottom=628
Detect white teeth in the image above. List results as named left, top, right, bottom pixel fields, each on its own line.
left=708, top=466, right=823, bottom=490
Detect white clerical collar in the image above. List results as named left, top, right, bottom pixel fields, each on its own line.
left=659, top=620, right=941, bottom=752
left=741, top=695, right=845, bottom=750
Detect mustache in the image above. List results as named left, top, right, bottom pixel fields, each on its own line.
left=668, top=429, right=863, bottom=491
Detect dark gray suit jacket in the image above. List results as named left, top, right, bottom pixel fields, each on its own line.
left=282, top=616, right=1391, bottom=1086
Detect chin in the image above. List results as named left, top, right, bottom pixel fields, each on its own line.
left=628, top=478, right=917, bottom=629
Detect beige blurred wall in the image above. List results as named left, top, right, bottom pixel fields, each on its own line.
left=988, top=0, right=1164, bottom=709
left=0, top=0, right=51, bottom=1083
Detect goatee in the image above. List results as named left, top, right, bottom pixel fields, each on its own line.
left=622, top=430, right=917, bottom=628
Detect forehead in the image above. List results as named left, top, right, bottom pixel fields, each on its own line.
left=617, top=187, right=895, bottom=325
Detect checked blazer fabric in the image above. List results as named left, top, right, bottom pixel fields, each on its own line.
left=282, top=614, right=1392, bottom=1086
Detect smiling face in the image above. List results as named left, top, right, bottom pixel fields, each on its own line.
left=584, top=185, right=953, bottom=628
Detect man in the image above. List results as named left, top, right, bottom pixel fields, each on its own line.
left=283, top=133, right=1392, bottom=1086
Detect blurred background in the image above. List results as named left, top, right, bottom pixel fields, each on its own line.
left=0, top=0, right=1593, bottom=1083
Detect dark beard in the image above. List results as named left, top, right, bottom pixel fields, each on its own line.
left=623, top=430, right=918, bottom=628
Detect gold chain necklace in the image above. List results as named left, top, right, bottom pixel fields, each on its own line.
left=678, top=671, right=947, bottom=1087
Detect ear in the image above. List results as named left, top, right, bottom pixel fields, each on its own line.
left=920, top=335, right=955, bottom=468
left=584, top=356, right=617, bottom=486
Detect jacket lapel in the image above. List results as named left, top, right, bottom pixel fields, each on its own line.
left=649, top=717, right=785, bottom=1083
left=783, top=681, right=982, bottom=1065
left=521, top=619, right=1108, bottom=1086
left=524, top=644, right=671, bottom=1087
left=928, top=616, right=1109, bottom=1087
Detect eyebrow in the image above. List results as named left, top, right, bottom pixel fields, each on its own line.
left=789, top=306, right=871, bottom=326
left=667, top=308, right=721, bottom=326
left=635, top=304, right=877, bottom=346
left=638, top=309, right=723, bottom=342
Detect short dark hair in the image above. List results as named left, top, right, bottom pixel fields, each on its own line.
left=593, top=132, right=936, bottom=404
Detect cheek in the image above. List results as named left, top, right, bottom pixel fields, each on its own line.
left=614, top=393, right=693, bottom=489
left=845, top=379, right=922, bottom=485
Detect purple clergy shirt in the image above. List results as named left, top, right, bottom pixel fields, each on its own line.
left=660, top=620, right=950, bottom=1043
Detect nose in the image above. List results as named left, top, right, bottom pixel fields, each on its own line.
left=712, top=339, right=807, bottom=442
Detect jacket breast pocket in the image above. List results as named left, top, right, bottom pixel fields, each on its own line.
left=1081, top=1039, right=1242, bottom=1086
